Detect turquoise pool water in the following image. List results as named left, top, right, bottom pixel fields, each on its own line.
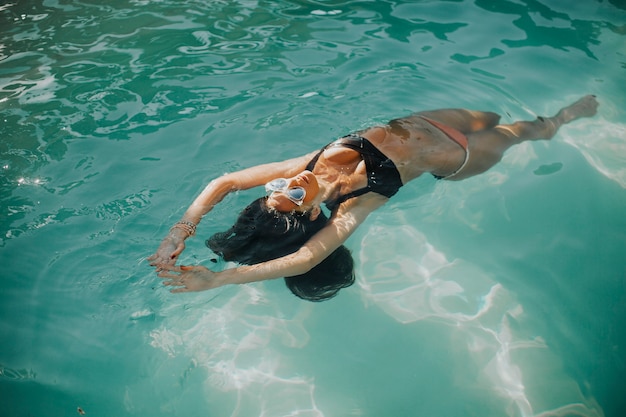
left=1, top=1, right=625, bottom=416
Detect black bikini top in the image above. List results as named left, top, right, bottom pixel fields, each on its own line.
left=306, top=134, right=403, bottom=211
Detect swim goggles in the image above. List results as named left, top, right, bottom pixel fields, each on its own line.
left=265, top=178, right=306, bottom=206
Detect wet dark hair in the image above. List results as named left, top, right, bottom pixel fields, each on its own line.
left=206, top=197, right=354, bottom=302
left=284, top=245, right=354, bottom=302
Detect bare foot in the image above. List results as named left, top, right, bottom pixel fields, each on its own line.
left=557, top=95, right=599, bottom=124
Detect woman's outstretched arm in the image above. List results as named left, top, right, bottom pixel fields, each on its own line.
left=157, top=193, right=387, bottom=292
left=148, top=150, right=319, bottom=267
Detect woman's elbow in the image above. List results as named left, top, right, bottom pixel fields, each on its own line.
left=291, top=247, right=324, bottom=275
left=212, top=174, right=238, bottom=192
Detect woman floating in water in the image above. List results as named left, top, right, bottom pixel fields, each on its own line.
left=149, top=95, right=598, bottom=301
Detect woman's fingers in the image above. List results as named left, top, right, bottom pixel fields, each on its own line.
left=154, top=264, right=213, bottom=293
left=157, top=271, right=179, bottom=279
left=148, top=254, right=173, bottom=268
left=158, top=264, right=183, bottom=273
left=157, top=265, right=185, bottom=280
left=147, top=254, right=161, bottom=266
left=170, top=287, right=191, bottom=294
left=157, top=265, right=193, bottom=286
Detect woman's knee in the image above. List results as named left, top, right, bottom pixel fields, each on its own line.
left=500, top=119, right=556, bottom=141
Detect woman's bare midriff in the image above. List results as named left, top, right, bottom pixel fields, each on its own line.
left=358, top=123, right=467, bottom=182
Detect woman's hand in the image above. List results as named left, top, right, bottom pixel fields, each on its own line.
left=157, top=265, right=224, bottom=293
left=148, top=235, right=186, bottom=268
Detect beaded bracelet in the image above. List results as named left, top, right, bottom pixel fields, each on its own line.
left=170, top=220, right=197, bottom=236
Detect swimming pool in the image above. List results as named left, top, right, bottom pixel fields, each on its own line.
left=1, top=0, right=625, bottom=416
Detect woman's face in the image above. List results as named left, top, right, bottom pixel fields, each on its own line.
left=266, top=171, right=320, bottom=213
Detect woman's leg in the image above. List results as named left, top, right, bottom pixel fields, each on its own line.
left=449, top=95, right=599, bottom=180
left=493, top=95, right=599, bottom=143
left=415, top=108, right=502, bottom=133
left=389, top=109, right=501, bottom=136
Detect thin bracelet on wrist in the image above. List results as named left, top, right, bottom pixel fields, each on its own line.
left=170, top=220, right=197, bottom=237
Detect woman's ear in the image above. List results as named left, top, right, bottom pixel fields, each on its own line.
left=308, top=205, right=322, bottom=221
